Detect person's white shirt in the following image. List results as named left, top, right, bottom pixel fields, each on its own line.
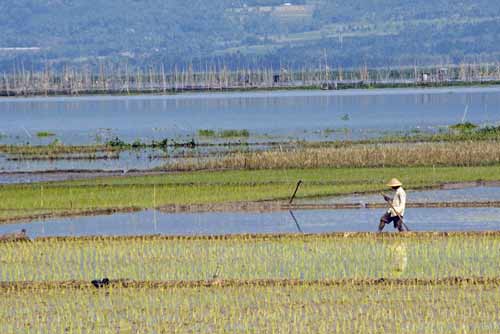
left=389, top=187, right=406, bottom=217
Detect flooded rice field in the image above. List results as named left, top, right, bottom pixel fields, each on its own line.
left=0, top=143, right=277, bottom=173
left=0, top=149, right=165, bottom=172
left=1, top=207, right=499, bottom=238
left=1, top=87, right=499, bottom=236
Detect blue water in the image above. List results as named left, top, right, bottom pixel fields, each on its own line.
left=300, top=186, right=500, bottom=205
left=1, top=207, right=499, bottom=238
left=0, top=87, right=499, bottom=146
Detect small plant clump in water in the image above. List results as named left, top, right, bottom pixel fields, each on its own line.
left=131, top=139, right=146, bottom=149
left=106, top=137, right=127, bottom=148
left=48, top=138, right=62, bottom=147
left=323, top=128, right=337, bottom=135
left=341, top=114, right=350, bottom=121
left=106, top=137, right=183, bottom=149
left=219, top=129, right=250, bottom=138
left=151, top=138, right=169, bottom=148
left=198, top=129, right=216, bottom=137
left=477, top=125, right=500, bottom=136
left=36, top=131, right=56, bottom=138
left=449, top=122, right=478, bottom=133
left=198, top=129, right=250, bottom=138
left=172, top=138, right=196, bottom=148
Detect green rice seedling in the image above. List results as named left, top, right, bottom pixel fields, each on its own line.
left=0, top=234, right=498, bottom=282
left=0, top=282, right=499, bottom=333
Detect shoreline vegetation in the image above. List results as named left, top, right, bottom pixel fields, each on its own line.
left=1, top=124, right=499, bottom=166
left=1, top=122, right=499, bottom=155
left=2, top=63, right=500, bottom=98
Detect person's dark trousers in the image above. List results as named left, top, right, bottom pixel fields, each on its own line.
left=379, top=212, right=404, bottom=232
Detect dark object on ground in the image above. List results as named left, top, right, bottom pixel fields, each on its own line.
left=91, top=278, right=110, bottom=288
left=0, top=229, right=30, bottom=242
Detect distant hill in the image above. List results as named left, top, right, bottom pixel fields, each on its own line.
left=1, top=0, right=500, bottom=70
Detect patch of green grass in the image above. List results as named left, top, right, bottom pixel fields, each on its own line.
left=198, top=129, right=250, bottom=138
left=0, top=144, right=120, bottom=155
left=450, top=122, right=478, bottom=133
left=198, top=129, right=216, bottom=137
left=219, top=129, right=250, bottom=138
left=35, top=131, right=56, bottom=138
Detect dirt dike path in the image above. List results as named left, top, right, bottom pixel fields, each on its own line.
left=1, top=276, right=499, bottom=291
left=10, top=230, right=500, bottom=243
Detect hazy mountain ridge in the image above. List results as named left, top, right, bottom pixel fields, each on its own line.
left=1, top=0, right=500, bottom=70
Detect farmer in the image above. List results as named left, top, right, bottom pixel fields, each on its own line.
left=379, top=178, right=406, bottom=232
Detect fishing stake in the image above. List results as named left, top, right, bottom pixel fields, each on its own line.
left=289, top=180, right=303, bottom=205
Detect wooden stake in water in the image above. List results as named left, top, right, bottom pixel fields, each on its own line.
left=289, top=180, right=303, bottom=205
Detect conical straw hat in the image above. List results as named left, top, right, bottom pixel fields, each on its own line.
left=387, top=178, right=403, bottom=187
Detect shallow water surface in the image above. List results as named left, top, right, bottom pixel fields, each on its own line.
left=299, top=186, right=500, bottom=205
left=1, top=207, right=499, bottom=238
left=1, top=87, right=499, bottom=146
left=0, top=142, right=275, bottom=173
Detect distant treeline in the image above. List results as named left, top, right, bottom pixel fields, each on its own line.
left=3, top=1, right=500, bottom=70
left=1, top=62, right=500, bottom=97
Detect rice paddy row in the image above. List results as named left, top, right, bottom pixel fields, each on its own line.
left=1, top=165, right=499, bottom=222
left=2, top=276, right=499, bottom=291
left=2, top=283, right=498, bottom=334
left=1, top=233, right=498, bottom=282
